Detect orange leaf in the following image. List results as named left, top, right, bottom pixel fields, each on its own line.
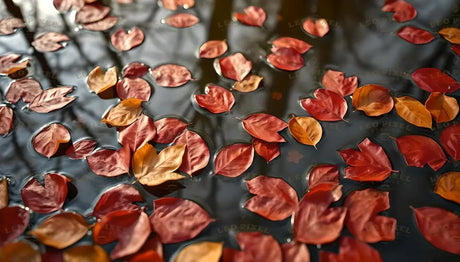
left=0, top=179, right=7, bottom=209
left=0, top=241, right=41, bottom=262
left=352, top=84, right=394, bottom=116
left=173, top=241, right=223, bottom=262
left=63, top=245, right=110, bottom=262
left=86, top=66, right=118, bottom=94
left=101, top=98, right=143, bottom=127
left=288, top=116, right=322, bottom=147
left=434, top=172, right=460, bottom=204
left=394, top=96, right=432, bottom=128
left=232, top=75, right=263, bottom=93
left=439, top=27, right=460, bottom=44
left=425, top=92, right=459, bottom=123
left=199, top=40, right=228, bottom=59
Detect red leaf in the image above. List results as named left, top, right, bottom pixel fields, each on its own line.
left=152, top=117, right=188, bottom=143
left=199, top=40, right=228, bottom=58
left=252, top=138, right=280, bottom=163
left=87, top=146, right=131, bottom=177
left=116, top=78, right=151, bottom=101
left=218, top=53, right=252, bottom=81
left=125, top=236, right=163, bottom=262
left=308, top=164, right=339, bottom=189
left=0, top=53, right=29, bottom=76
left=413, top=207, right=460, bottom=255
left=234, top=6, right=266, bottom=27
left=53, top=0, right=84, bottom=12
left=6, top=78, right=43, bottom=104
left=92, top=184, right=143, bottom=219
left=281, top=242, right=310, bottom=262
left=123, top=62, right=149, bottom=79
left=397, top=26, right=434, bottom=44
left=32, top=32, right=69, bottom=52
left=0, top=105, right=13, bottom=135
left=319, top=236, right=383, bottom=262
left=119, top=114, right=156, bottom=152
left=411, top=68, right=460, bottom=93
left=267, top=47, right=304, bottom=71
left=21, top=173, right=69, bottom=214
left=302, top=18, right=329, bottom=37
left=321, top=70, right=358, bottom=97
left=94, top=210, right=150, bottom=259
left=242, top=113, right=287, bottom=143
left=150, top=197, right=215, bottom=244
left=244, top=176, right=298, bottom=221
left=395, top=135, right=447, bottom=171
left=0, top=206, right=29, bottom=246
left=162, top=0, right=194, bottom=10
left=111, top=27, right=144, bottom=52
left=272, top=37, right=312, bottom=54
left=32, top=123, right=71, bottom=158
left=452, top=45, right=460, bottom=56
left=0, top=18, right=25, bottom=35
left=194, top=85, right=235, bottom=113
left=301, top=89, right=347, bottom=121
left=29, top=86, right=76, bottom=113
left=214, top=143, right=254, bottom=177
left=165, top=13, right=199, bottom=28
left=151, top=64, right=192, bottom=87
left=382, top=0, right=417, bottom=22
left=339, top=138, right=395, bottom=181
left=223, top=232, right=282, bottom=262
left=440, top=124, right=460, bottom=161
left=173, top=130, right=210, bottom=176
left=293, top=183, right=346, bottom=244
left=82, top=16, right=118, bottom=31
left=344, top=188, right=396, bottom=243
left=65, top=139, right=96, bottom=159
left=75, top=3, right=111, bottom=24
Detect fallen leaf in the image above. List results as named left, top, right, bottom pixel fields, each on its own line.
left=199, top=40, right=228, bottom=58
left=425, top=92, right=459, bottom=123
left=162, top=0, right=195, bottom=10
left=395, top=135, right=447, bottom=171
left=281, top=242, right=310, bottom=262
left=123, top=62, right=149, bottom=79
left=232, top=75, right=263, bottom=93
left=0, top=206, right=29, bottom=246
left=301, top=88, right=348, bottom=121
left=352, top=84, right=394, bottom=116
left=302, top=18, right=329, bottom=37
left=0, top=18, right=25, bottom=35
left=53, top=0, right=84, bottom=12
left=87, top=146, right=131, bottom=177
left=272, top=37, right=312, bottom=54
left=87, top=66, right=118, bottom=95
left=440, top=124, right=460, bottom=161
left=82, top=16, right=118, bottom=31
left=150, top=197, right=215, bottom=243
left=151, top=64, right=192, bottom=87
left=65, top=139, right=96, bottom=159
left=413, top=207, right=460, bottom=255
left=267, top=47, right=304, bottom=71
left=63, top=245, right=110, bottom=262
left=435, top=172, right=460, bottom=204
left=242, top=113, right=287, bottom=142
left=252, top=138, right=280, bottom=163
left=32, top=32, right=69, bottom=52
left=32, top=123, right=71, bottom=158
left=119, top=114, right=156, bottom=152
left=322, top=70, right=358, bottom=97
left=29, top=86, right=76, bottom=113
left=0, top=53, right=29, bottom=76
left=174, top=241, right=223, bottom=262
left=0, top=241, right=41, bottom=262
left=116, top=78, right=151, bottom=101
left=411, top=68, right=460, bottom=93
left=439, top=27, right=460, bottom=44
left=214, top=143, right=254, bottom=177
left=218, top=53, right=252, bottom=81
left=111, top=27, right=144, bottom=51
left=165, top=13, right=199, bottom=28
left=397, top=26, right=434, bottom=44
left=452, top=45, right=460, bottom=56
left=6, top=78, right=43, bottom=104
left=125, top=236, right=163, bottom=262
left=308, top=164, right=339, bottom=189
left=394, top=96, right=432, bottom=128
left=288, top=116, right=322, bottom=147
left=101, top=98, right=143, bottom=127
left=0, top=106, right=13, bottom=135
left=244, top=176, right=298, bottom=221
left=173, top=130, right=210, bottom=176
left=75, top=3, right=111, bottom=24
left=153, top=117, right=188, bottom=143
left=222, top=232, right=282, bottom=262
left=381, top=0, right=417, bottom=22
left=0, top=179, right=8, bottom=209
left=194, top=85, right=235, bottom=113
left=319, top=236, right=383, bottom=262
left=234, top=6, right=266, bottom=27
left=92, top=184, right=143, bottom=219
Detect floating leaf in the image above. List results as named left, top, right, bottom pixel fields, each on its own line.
left=194, top=85, right=235, bottom=113
left=435, top=172, right=460, bottom=204
left=153, top=117, right=188, bottom=143
left=272, top=37, right=312, bottom=54
left=302, top=18, right=329, bottom=37
left=452, top=45, right=460, bottom=56
left=32, top=123, right=71, bottom=158
left=397, top=26, right=434, bottom=44
left=288, top=116, right=322, bottom=147
left=308, top=164, right=339, bottom=189
left=222, top=232, right=282, bottom=262
left=232, top=75, right=263, bottom=93
left=63, top=245, right=110, bottom=262
left=87, top=146, right=131, bottom=177
left=92, top=184, right=143, bottom=219
left=352, top=84, right=394, bottom=116
left=394, top=96, right=432, bottom=128
left=199, top=40, right=228, bottom=59
left=151, top=64, right=192, bottom=87
left=0, top=106, right=13, bottom=135
left=214, top=143, right=254, bottom=177
left=65, top=139, right=96, bottom=159
left=319, top=236, right=383, bottom=262
left=165, top=13, right=199, bottom=28
left=0, top=241, right=41, bottom=262
left=101, top=98, right=143, bottom=127
left=53, top=0, right=84, bottom=12
left=82, top=16, right=118, bottom=31
left=116, top=78, right=151, bottom=101
left=32, top=32, right=70, bottom=52
left=150, top=198, right=215, bottom=244
left=425, top=92, right=459, bottom=123
left=87, top=66, right=118, bottom=94
left=125, top=236, right=163, bottom=262
left=252, top=138, right=280, bottom=163
left=439, top=27, right=460, bottom=44
left=123, top=62, right=149, bottom=79
left=243, top=113, right=287, bottom=143
left=219, top=53, right=252, bottom=81
left=411, top=68, right=460, bottom=93
left=0, top=54, right=29, bottom=76
left=173, top=130, right=210, bottom=176
left=440, top=124, right=460, bottom=161
left=322, top=70, right=358, bottom=97
left=174, top=241, right=222, bottom=262
left=6, top=78, right=43, bottom=104
left=234, top=6, right=266, bottom=27
left=281, top=242, right=310, bottom=262
left=301, top=89, right=348, bottom=121
left=111, top=27, right=144, bottom=51
left=0, top=179, right=8, bottom=209
left=0, top=206, right=29, bottom=246
left=381, top=0, right=417, bottom=22
left=162, top=0, right=195, bottom=10
left=0, top=18, right=25, bottom=35
left=267, top=47, right=304, bottom=71
left=75, top=3, right=110, bottom=24
left=29, top=86, right=76, bottom=113
left=119, top=114, right=156, bottom=152
left=395, top=135, right=447, bottom=171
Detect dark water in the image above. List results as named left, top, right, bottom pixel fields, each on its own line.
left=0, top=0, right=460, bottom=261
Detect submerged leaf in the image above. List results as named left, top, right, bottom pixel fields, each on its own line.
left=395, top=135, right=447, bottom=171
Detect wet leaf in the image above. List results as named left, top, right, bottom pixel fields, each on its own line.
left=0, top=206, right=29, bottom=246
left=272, top=37, right=312, bottom=54
left=87, top=66, right=118, bottom=94
left=30, top=212, right=89, bottom=249
left=150, top=197, right=215, bottom=243
left=308, top=164, right=339, bottom=189
left=87, top=146, right=131, bottom=177
left=111, top=27, right=145, bottom=51
left=382, top=0, right=417, bottom=22
left=29, top=86, right=76, bottom=113
left=281, top=242, right=310, bottom=262
left=65, top=139, right=96, bottom=159
left=6, top=78, right=43, bottom=104
left=301, top=89, right=348, bottom=121
left=119, top=114, right=156, bottom=152
left=151, top=64, right=192, bottom=87
left=425, top=92, right=459, bottom=123
left=352, top=84, right=394, bottom=116
left=440, top=124, right=460, bottom=161
left=322, top=70, right=358, bottom=97
left=394, top=96, right=432, bottom=128
left=92, top=184, right=143, bottom=219
left=63, top=245, right=110, bottom=262
left=252, top=138, right=280, bottom=163
left=32, top=123, right=71, bottom=158
left=0, top=54, right=29, bottom=76
left=413, top=207, right=460, bottom=255
left=267, top=47, right=304, bottom=71
left=219, top=53, right=252, bottom=81
left=397, top=26, right=434, bottom=44
left=0, top=241, right=41, bottom=262
left=75, top=3, right=110, bottom=24
left=435, top=172, right=460, bottom=204
left=173, top=130, right=210, bottom=176
left=199, top=40, right=228, bottom=59
left=21, top=173, right=69, bottom=214
left=243, top=113, right=287, bottom=143
left=302, top=18, right=329, bottom=37
left=439, top=27, right=460, bottom=44
left=222, top=232, right=282, bottom=262
left=153, top=117, right=188, bottom=143
left=165, top=13, right=199, bottom=28
left=117, top=78, right=151, bottom=101
left=123, top=62, right=149, bottom=79
left=244, top=176, right=298, bottom=221
left=101, top=98, right=143, bottom=127
left=395, top=135, right=447, bottom=171
left=174, top=241, right=222, bottom=262
left=82, top=16, right=118, bottom=31
left=32, top=32, right=70, bottom=52
left=319, top=236, right=383, bottom=262
left=232, top=74, right=263, bottom=93
left=194, top=85, right=235, bottom=113
left=0, top=179, right=8, bottom=209
left=234, top=6, right=266, bottom=27
left=293, top=183, right=346, bottom=244
left=452, top=45, right=460, bottom=56
left=132, top=143, right=186, bottom=186
left=162, top=0, right=195, bottom=10
left=288, top=116, right=322, bottom=147
left=125, top=236, right=163, bottom=262
left=339, top=138, right=395, bottom=182
left=93, top=210, right=150, bottom=259
left=0, top=105, right=13, bottom=135
left=214, top=143, right=254, bottom=177
left=0, top=18, right=25, bottom=35
left=411, top=68, right=460, bottom=93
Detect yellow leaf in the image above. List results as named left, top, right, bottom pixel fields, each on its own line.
left=101, top=98, right=143, bottom=127
left=63, top=245, right=110, bottom=262
left=394, top=96, right=432, bottom=128
left=425, top=92, right=459, bottom=123
left=288, top=116, right=322, bottom=147
left=0, top=242, right=40, bottom=262
left=434, top=172, right=460, bottom=204
left=439, top=27, right=460, bottom=44
left=232, top=75, right=263, bottom=93
left=133, top=143, right=186, bottom=186
left=87, top=66, right=118, bottom=94
left=352, top=84, right=394, bottom=116
left=174, top=241, right=223, bottom=262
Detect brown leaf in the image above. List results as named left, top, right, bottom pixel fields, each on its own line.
left=0, top=179, right=8, bottom=209
left=0, top=206, right=29, bottom=246
left=86, top=66, right=118, bottom=94
left=0, top=105, right=14, bottom=135
left=288, top=116, right=322, bottom=147
left=75, top=3, right=110, bottom=24
left=151, top=64, right=192, bottom=87
left=32, top=32, right=70, bottom=52
left=0, top=242, right=41, bottom=262
left=394, top=96, right=432, bottom=128
left=0, top=54, right=29, bottom=76
left=434, top=172, right=460, bottom=204
left=63, top=245, right=110, bottom=262
left=82, top=16, right=118, bottom=31
left=111, top=27, right=145, bottom=51
left=0, top=18, right=25, bottom=35
left=29, top=86, right=76, bottom=113
left=199, top=40, right=228, bottom=59
left=439, top=27, right=460, bottom=44
left=123, top=62, right=150, bottom=79
left=232, top=75, right=263, bottom=93
left=173, top=241, right=223, bottom=262
left=302, top=18, right=329, bottom=37
left=165, top=13, right=199, bottom=28
left=101, top=98, right=143, bottom=127
left=32, top=123, right=71, bottom=158
left=352, top=84, right=394, bottom=116
left=425, top=92, right=459, bottom=123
